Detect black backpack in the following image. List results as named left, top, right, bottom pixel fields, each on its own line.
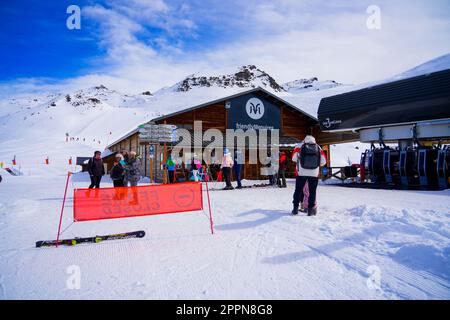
left=299, top=143, right=321, bottom=170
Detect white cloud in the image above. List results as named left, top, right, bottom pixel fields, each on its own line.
left=1, top=0, right=449, bottom=98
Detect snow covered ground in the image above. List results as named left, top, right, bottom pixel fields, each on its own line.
left=0, top=139, right=449, bottom=300
left=1, top=55, right=450, bottom=299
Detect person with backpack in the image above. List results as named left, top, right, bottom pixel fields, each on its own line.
left=110, top=154, right=125, bottom=187
left=87, top=151, right=105, bottom=189
left=291, top=135, right=326, bottom=216
left=124, top=151, right=141, bottom=187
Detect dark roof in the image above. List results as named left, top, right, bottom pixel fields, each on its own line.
left=76, top=153, right=117, bottom=166
left=318, top=68, right=450, bottom=131
left=152, top=87, right=318, bottom=123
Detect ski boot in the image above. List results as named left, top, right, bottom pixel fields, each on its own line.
left=307, top=207, right=317, bottom=216
left=299, top=203, right=306, bottom=213
left=292, top=206, right=299, bottom=215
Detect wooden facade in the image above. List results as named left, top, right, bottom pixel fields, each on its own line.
left=107, top=88, right=357, bottom=181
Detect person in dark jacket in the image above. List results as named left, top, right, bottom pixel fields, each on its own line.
left=277, top=151, right=288, bottom=188
left=234, top=149, right=244, bottom=189
left=124, top=151, right=141, bottom=187
left=88, top=151, right=105, bottom=188
left=110, top=154, right=125, bottom=187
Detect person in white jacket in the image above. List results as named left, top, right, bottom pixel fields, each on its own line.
left=291, top=135, right=327, bottom=216
left=221, top=149, right=234, bottom=190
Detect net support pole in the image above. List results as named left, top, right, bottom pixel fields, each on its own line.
left=56, top=172, right=71, bottom=247
left=205, top=180, right=214, bottom=235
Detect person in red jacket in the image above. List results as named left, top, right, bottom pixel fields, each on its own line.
left=291, top=135, right=326, bottom=216
left=277, top=151, right=288, bottom=188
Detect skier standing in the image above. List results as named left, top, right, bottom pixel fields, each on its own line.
left=87, top=151, right=105, bottom=189
left=234, top=149, right=244, bottom=189
left=166, top=155, right=176, bottom=183
left=221, top=149, right=234, bottom=190
left=124, top=151, right=141, bottom=187
left=277, top=151, right=288, bottom=188
left=291, top=135, right=326, bottom=216
left=110, top=154, right=125, bottom=187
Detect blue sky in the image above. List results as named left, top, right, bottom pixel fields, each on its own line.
left=1, top=0, right=450, bottom=97
left=0, top=1, right=99, bottom=80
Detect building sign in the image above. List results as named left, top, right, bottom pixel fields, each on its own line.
left=245, top=97, right=265, bottom=120
left=139, top=124, right=177, bottom=143
left=149, top=145, right=155, bottom=158
left=227, top=93, right=280, bottom=130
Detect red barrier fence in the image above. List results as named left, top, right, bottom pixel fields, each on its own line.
left=74, top=182, right=203, bottom=222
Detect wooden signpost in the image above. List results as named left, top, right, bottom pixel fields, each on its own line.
left=138, top=124, right=177, bottom=183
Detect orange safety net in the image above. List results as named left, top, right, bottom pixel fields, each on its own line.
left=73, top=182, right=203, bottom=222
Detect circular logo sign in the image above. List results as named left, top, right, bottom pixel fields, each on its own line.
left=173, top=187, right=195, bottom=208
left=245, top=98, right=265, bottom=120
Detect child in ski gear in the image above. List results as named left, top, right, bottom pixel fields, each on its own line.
left=110, top=154, right=125, bottom=187
left=291, top=135, right=326, bottom=216
left=266, top=153, right=278, bottom=186
left=189, top=158, right=202, bottom=182
left=234, top=149, right=244, bottom=189
left=124, top=151, right=141, bottom=187
left=277, top=151, right=288, bottom=188
left=221, top=149, right=234, bottom=190
left=88, top=151, right=105, bottom=189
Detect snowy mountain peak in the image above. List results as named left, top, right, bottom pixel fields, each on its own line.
left=170, top=65, right=285, bottom=93
left=282, top=77, right=343, bottom=93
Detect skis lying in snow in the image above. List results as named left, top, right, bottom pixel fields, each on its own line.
left=3, top=167, right=17, bottom=176
left=36, top=230, right=145, bottom=248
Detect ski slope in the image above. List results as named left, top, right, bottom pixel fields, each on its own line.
left=0, top=139, right=449, bottom=299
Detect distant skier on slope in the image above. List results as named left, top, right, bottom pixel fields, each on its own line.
left=291, top=135, right=326, bottom=216
left=87, top=151, right=105, bottom=189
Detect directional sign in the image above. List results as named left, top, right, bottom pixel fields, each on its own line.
left=139, top=124, right=177, bottom=143
left=149, top=145, right=155, bottom=159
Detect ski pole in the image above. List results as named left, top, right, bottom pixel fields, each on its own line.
left=205, top=179, right=214, bottom=235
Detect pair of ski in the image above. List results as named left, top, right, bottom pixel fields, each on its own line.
left=36, top=230, right=145, bottom=248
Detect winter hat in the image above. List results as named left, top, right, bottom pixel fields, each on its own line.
left=303, top=135, right=316, bottom=144
left=115, top=154, right=124, bottom=161
left=224, top=148, right=230, bottom=155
